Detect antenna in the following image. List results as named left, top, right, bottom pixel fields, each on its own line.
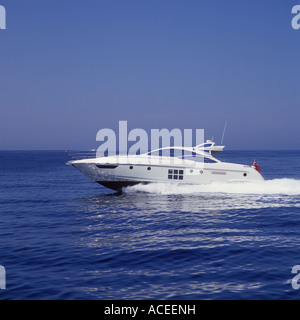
left=221, top=121, right=227, bottom=145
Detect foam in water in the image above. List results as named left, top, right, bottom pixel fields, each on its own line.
left=125, top=179, right=300, bottom=196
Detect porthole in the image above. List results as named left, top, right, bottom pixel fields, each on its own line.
left=200, top=170, right=203, bottom=174
left=129, top=166, right=133, bottom=170
left=190, top=169, right=193, bottom=173
left=147, top=167, right=151, bottom=171
left=243, top=173, right=247, bottom=177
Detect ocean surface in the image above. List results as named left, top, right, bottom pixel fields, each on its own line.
left=1, top=150, right=300, bottom=300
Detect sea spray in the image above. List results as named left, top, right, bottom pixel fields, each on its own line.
left=124, top=179, right=300, bottom=196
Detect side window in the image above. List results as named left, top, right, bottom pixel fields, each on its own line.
left=168, top=169, right=184, bottom=180
left=204, top=158, right=217, bottom=163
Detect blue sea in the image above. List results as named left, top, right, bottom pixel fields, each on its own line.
left=1, top=150, right=300, bottom=300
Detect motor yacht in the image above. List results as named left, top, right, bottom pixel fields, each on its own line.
left=67, top=140, right=263, bottom=191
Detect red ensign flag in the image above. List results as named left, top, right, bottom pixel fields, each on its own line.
left=253, top=160, right=261, bottom=173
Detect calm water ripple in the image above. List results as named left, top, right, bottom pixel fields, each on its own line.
left=0, top=151, right=300, bottom=299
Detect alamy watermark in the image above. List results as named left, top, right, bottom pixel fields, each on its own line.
left=292, top=5, right=300, bottom=30
left=1, top=5, right=300, bottom=31
left=0, top=5, right=6, bottom=30
left=0, top=265, right=5, bottom=290
left=96, top=121, right=205, bottom=167
left=291, top=265, right=300, bottom=290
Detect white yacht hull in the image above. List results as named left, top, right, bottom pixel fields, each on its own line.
left=68, top=156, right=264, bottom=191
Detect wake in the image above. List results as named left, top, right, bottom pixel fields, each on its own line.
left=125, top=179, right=300, bottom=196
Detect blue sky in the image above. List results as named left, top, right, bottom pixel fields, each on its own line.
left=0, top=0, right=299, bottom=150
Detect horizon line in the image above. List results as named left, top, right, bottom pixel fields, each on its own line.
left=0, top=149, right=300, bottom=152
